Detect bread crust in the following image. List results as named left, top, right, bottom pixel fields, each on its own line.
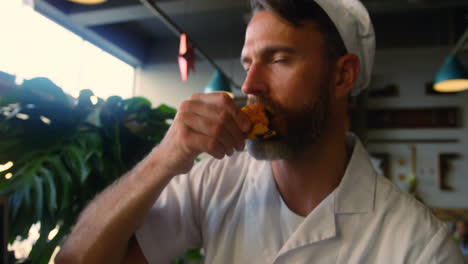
left=241, top=104, right=276, bottom=139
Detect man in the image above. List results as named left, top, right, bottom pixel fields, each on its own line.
left=56, top=0, right=464, bottom=263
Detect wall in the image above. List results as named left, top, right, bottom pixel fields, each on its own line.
left=135, top=45, right=468, bottom=208
left=134, top=59, right=246, bottom=108
left=367, top=47, right=468, bottom=208
left=134, top=40, right=246, bottom=109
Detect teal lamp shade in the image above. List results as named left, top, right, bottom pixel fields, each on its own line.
left=204, top=70, right=233, bottom=97
left=434, top=56, right=468, bottom=92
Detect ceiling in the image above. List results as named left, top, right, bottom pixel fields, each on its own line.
left=33, top=0, right=468, bottom=67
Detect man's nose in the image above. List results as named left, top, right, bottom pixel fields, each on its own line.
left=241, top=64, right=268, bottom=96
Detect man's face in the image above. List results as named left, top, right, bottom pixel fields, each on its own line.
left=241, top=11, right=335, bottom=160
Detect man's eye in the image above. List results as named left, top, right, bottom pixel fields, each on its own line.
left=273, top=58, right=287, bottom=64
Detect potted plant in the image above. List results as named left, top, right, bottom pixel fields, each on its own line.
left=0, top=77, right=179, bottom=263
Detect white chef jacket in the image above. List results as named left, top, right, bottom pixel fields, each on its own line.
left=136, top=135, right=464, bottom=263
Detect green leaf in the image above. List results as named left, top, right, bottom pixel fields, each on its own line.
left=22, top=77, right=70, bottom=107
left=28, top=218, right=59, bottom=264
left=0, top=85, right=174, bottom=263
left=47, top=157, right=72, bottom=210
left=0, top=175, right=22, bottom=195
left=28, top=230, right=48, bottom=263
left=0, top=89, right=29, bottom=106
left=99, top=96, right=124, bottom=129
left=41, top=168, right=57, bottom=216
left=156, top=104, right=177, bottom=115
left=123, top=97, right=152, bottom=113
left=88, top=152, right=104, bottom=175
left=33, top=176, right=44, bottom=221
left=24, top=184, right=32, bottom=210
left=150, top=109, right=176, bottom=121
left=76, top=89, right=98, bottom=119
left=9, top=190, right=24, bottom=222
left=76, top=131, right=102, bottom=151
left=9, top=205, right=33, bottom=242
left=185, top=248, right=202, bottom=261
left=103, top=96, right=123, bottom=115
left=0, top=166, right=27, bottom=195
left=0, top=139, right=24, bottom=164
left=0, top=157, right=45, bottom=195
left=38, top=229, right=66, bottom=264
left=77, top=89, right=94, bottom=105
left=63, top=146, right=89, bottom=183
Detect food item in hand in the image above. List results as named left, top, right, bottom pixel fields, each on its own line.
left=241, top=104, right=277, bottom=139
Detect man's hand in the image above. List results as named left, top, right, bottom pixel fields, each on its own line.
left=55, top=93, right=251, bottom=264
left=156, top=93, right=252, bottom=175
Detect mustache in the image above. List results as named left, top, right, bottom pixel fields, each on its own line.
left=246, top=96, right=282, bottom=116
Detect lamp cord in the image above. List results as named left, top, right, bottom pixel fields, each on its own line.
left=138, top=0, right=241, bottom=90
left=450, top=27, right=468, bottom=57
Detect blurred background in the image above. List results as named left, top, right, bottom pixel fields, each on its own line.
left=0, top=0, right=467, bottom=263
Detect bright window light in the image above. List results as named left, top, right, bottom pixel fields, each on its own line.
left=0, top=0, right=134, bottom=100
left=0, top=161, right=14, bottom=172
left=0, top=1, right=134, bottom=262
left=48, top=226, right=59, bottom=241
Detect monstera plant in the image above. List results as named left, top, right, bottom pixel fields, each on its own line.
left=0, top=77, right=181, bottom=263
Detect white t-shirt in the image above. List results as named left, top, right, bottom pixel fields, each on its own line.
left=279, top=194, right=305, bottom=243
left=136, top=135, right=464, bottom=263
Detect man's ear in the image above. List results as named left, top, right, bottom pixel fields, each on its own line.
left=333, top=54, right=360, bottom=99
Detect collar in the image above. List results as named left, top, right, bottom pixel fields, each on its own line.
left=334, top=133, right=377, bottom=214
left=274, top=134, right=377, bottom=258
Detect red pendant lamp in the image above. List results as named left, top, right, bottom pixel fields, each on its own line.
left=178, top=33, right=195, bottom=82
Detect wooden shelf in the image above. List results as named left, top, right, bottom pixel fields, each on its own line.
left=368, top=139, right=459, bottom=144
left=366, top=107, right=460, bottom=129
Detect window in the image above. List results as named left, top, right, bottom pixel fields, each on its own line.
left=0, top=1, right=135, bottom=262
left=0, top=0, right=134, bottom=100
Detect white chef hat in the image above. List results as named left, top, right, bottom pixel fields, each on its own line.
left=314, top=0, right=375, bottom=95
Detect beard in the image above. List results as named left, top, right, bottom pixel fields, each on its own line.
left=246, top=77, right=331, bottom=161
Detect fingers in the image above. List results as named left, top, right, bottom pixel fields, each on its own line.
left=163, top=93, right=252, bottom=166
left=173, top=123, right=227, bottom=159
left=178, top=111, right=237, bottom=156
left=179, top=100, right=245, bottom=152
left=189, top=93, right=251, bottom=133
left=182, top=93, right=251, bottom=151
left=155, top=122, right=225, bottom=175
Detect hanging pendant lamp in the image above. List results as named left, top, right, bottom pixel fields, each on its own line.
left=434, top=28, right=468, bottom=93
left=205, top=70, right=233, bottom=97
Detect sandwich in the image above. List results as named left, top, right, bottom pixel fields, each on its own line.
left=241, top=104, right=277, bottom=140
